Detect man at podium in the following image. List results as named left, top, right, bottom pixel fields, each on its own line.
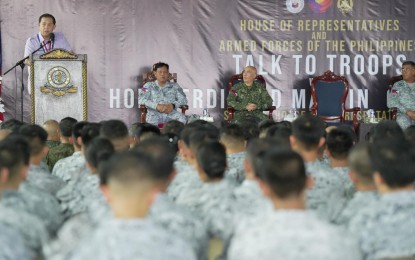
left=24, top=13, right=72, bottom=59
left=24, top=13, right=72, bottom=94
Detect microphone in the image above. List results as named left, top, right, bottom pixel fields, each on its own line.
left=50, top=33, right=55, bottom=44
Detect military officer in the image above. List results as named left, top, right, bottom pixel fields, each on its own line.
left=387, top=60, right=415, bottom=129
left=138, top=62, right=188, bottom=125
left=227, top=66, right=273, bottom=124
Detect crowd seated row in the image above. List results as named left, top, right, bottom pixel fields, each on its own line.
left=0, top=113, right=415, bottom=259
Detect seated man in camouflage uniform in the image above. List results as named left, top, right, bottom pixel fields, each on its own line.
left=71, top=151, right=196, bottom=259
left=43, top=119, right=61, bottom=149
left=134, top=137, right=208, bottom=259
left=228, top=148, right=361, bottom=260
left=100, top=119, right=130, bottom=151
left=220, top=124, right=246, bottom=184
left=45, top=117, right=77, bottom=171
left=138, top=62, right=188, bottom=126
left=52, top=121, right=88, bottom=183
left=227, top=66, right=273, bottom=124
left=332, top=143, right=378, bottom=226
left=326, top=128, right=356, bottom=199
left=350, top=139, right=415, bottom=259
left=387, top=60, right=415, bottom=129
left=290, top=115, right=346, bottom=219
left=0, top=135, right=48, bottom=259
left=19, top=124, right=65, bottom=196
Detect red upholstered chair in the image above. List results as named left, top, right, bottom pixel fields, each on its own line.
left=140, top=72, right=188, bottom=123
left=387, top=75, right=403, bottom=121
left=226, top=74, right=276, bottom=123
left=310, top=70, right=361, bottom=132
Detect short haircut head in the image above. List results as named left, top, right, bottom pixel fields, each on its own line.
left=161, top=120, right=184, bottom=136
left=243, top=66, right=257, bottom=75
left=348, top=143, right=374, bottom=185
left=100, top=120, right=129, bottom=140
left=0, top=119, right=25, bottom=133
left=180, top=121, right=207, bottom=144
left=181, top=122, right=219, bottom=148
left=0, top=136, right=30, bottom=180
left=246, top=138, right=283, bottom=177
left=259, top=119, right=276, bottom=135
left=402, top=60, right=415, bottom=69
left=238, top=118, right=260, bottom=142
left=369, top=139, right=415, bottom=188
left=81, top=123, right=101, bottom=148
left=39, top=13, right=56, bottom=24
left=152, top=62, right=169, bottom=71
left=18, top=124, right=48, bottom=156
left=292, top=114, right=325, bottom=150
left=326, top=128, right=354, bottom=160
left=131, top=123, right=160, bottom=140
left=259, top=148, right=306, bottom=199
left=188, top=127, right=219, bottom=152
left=42, top=119, right=59, bottom=136
left=59, top=117, right=78, bottom=137
left=370, top=120, right=405, bottom=143
left=99, top=151, right=156, bottom=187
left=265, top=124, right=292, bottom=148
left=85, top=137, right=115, bottom=170
left=196, top=141, right=227, bottom=179
left=220, top=124, right=245, bottom=146
left=72, top=121, right=89, bottom=140
left=132, top=137, right=176, bottom=181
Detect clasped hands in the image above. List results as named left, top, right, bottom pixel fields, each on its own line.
left=157, top=104, right=174, bottom=114
left=406, top=110, right=415, bottom=120
left=246, top=103, right=257, bottom=111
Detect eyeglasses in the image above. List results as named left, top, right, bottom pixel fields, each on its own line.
left=401, top=68, right=414, bottom=72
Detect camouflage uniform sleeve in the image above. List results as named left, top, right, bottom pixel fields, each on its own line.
left=227, top=83, right=248, bottom=111
left=174, top=84, right=188, bottom=107
left=387, top=81, right=409, bottom=113
left=138, top=82, right=158, bottom=110
left=256, top=83, right=273, bottom=110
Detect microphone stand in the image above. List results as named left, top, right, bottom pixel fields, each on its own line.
left=3, top=43, right=47, bottom=122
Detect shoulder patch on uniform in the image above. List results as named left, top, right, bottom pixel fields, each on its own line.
left=391, top=89, right=399, bottom=94
left=231, top=89, right=238, bottom=96
left=141, top=87, right=148, bottom=92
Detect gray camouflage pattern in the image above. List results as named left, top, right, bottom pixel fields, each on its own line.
left=149, top=193, right=209, bottom=259
left=349, top=191, right=415, bottom=260
left=27, top=164, right=65, bottom=196
left=228, top=209, right=362, bottom=260
left=0, top=223, right=30, bottom=260
left=138, top=80, right=188, bottom=125
left=0, top=203, right=48, bottom=259
left=69, top=218, right=197, bottom=260
left=387, top=80, right=415, bottom=129
left=225, top=152, right=246, bottom=184
left=52, top=151, right=86, bottom=183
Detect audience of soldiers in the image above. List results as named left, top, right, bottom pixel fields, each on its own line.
left=0, top=113, right=415, bottom=260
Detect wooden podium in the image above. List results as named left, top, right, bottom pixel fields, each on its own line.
left=30, top=49, right=87, bottom=124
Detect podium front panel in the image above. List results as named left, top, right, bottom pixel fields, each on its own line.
left=31, top=49, right=87, bottom=124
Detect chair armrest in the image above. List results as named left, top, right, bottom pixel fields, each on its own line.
left=139, top=105, right=148, bottom=123
left=310, top=107, right=317, bottom=116
left=389, top=107, right=397, bottom=120
left=226, top=106, right=235, bottom=123
left=179, top=105, right=189, bottom=114
left=265, top=106, right=276, bottom=119
left=345, top=107, right=361, bottom=132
